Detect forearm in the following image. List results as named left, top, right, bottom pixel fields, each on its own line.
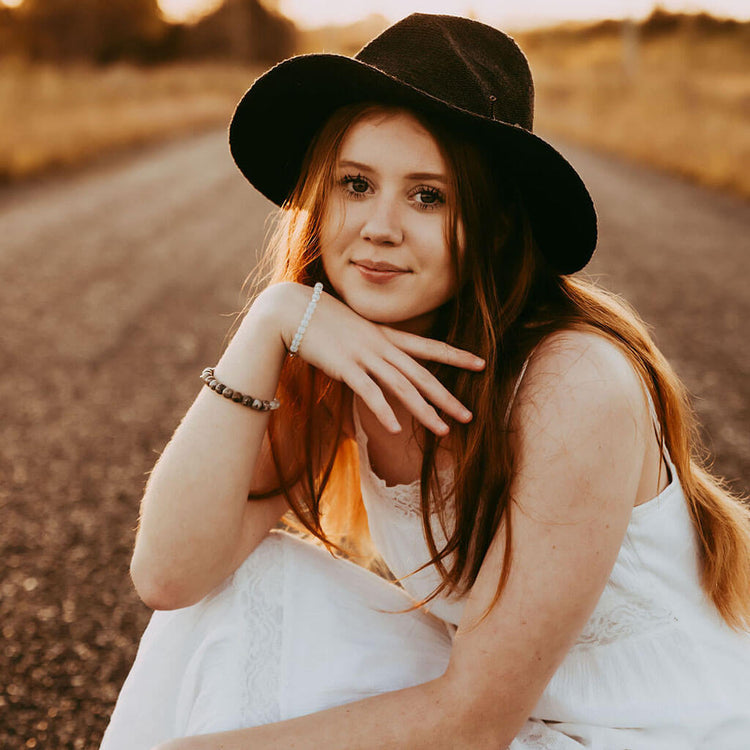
left=130, top=288, right=288, bottom=607
left=157, top=675, right=501, bottom=750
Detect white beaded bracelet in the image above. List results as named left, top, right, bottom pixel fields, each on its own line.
left=289, top=282, right=323, bottom=356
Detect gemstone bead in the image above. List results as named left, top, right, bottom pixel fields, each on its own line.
left=201, top=366, right=279, bottom=410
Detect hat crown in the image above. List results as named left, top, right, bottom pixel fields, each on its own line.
left=355, top=13, right=534, bottom=130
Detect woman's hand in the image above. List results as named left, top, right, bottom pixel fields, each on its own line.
left=254, top=282, right=485, bottom=436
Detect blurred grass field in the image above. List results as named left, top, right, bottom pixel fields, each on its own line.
left=0, top=13, right=748, bottom=199
left=519, top=15, right=750, bottom=199
left=0, top=59, right=259, bottom=180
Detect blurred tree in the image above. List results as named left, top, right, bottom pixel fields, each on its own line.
left=3, top=0, right=296, bottom=64
left=15, top=0, right=168, bottom=63
left=621, top=17, right=639, bottom=81
left=174, top=0, right=296, bottom=63
left=0, top=6, right=22, bottom=57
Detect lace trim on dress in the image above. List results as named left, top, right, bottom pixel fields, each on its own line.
left=389, top=483, right=429, bottom=518
left=574, top=590, right=679, bottom=649
left=352, top=398, right=453, bottom=519
left=365, top=470, right=455, bottom=519
left=510, top=720, right=585, bottom=749
left=235, top=534, right=284, bottom=727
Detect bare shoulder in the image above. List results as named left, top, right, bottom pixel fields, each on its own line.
left=512, top=329, right=650, bottom=452
left=508, top=329, right=652, bottom=518
left=520, top=329, right=645, bottom=409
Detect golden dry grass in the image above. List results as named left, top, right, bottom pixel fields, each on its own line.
left=0, top=59, right=261, bottom=180
left=0, top=18, right=748, bottom=200
left=518, top=21, right=750, bottom=199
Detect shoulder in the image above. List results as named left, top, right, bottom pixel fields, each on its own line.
left=448, top=343, right=652, bottom=729
left=515, top=328, right=648, bottom=426
left=509, top=329, right=651, bottom=496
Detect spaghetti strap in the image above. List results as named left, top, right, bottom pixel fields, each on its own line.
left=503, top=344, right=542, bottom=428
left=640, top=380, right=677, bottom=481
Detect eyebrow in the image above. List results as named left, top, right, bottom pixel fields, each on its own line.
left=338, top=159, right=447, bottom=183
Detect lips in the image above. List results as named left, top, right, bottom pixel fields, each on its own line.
left=353, top=260, right=409, bottom=272
left=352, top=261, right=409, bottom=285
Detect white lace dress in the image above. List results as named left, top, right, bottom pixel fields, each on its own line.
left=101, top=400, right=750, bottom=750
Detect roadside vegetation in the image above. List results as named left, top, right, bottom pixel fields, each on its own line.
left=0, top=8, right=747, bottom=199
left=0, top=59, right=259, bottom=180
left=519, top=10, right=750, bottom=199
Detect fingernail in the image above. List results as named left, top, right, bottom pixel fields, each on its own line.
left=462, top=409, right=473, bottom=421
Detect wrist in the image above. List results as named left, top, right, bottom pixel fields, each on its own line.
left=244, top=283, right=293, bottom=350
left=250, top=281, right=320, bottom=354
left=212, top=290, right=289, bottom=395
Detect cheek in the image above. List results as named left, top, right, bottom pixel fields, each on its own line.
left=319, top=213, right=351, bottom=295
left=320, top=199, right=356, bottom=253
left=428, top=236, right=458, bottom=300
left=431, top=225, right=456, bottom=277
left=437, top=216, right=462, bottom=283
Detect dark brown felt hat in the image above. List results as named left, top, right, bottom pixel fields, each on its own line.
left=229, top=13, right=598, bottom=274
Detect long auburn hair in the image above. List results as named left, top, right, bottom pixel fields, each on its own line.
left=244, top=102, right=750, bottom=631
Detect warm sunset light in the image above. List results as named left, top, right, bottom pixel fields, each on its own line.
left=1, top=0, right=749, bottom=26
left=279, top=0, right=750, bottom=29
left=149, top=0, right=750, bottom=27
left=158, top=0, right=223, bottom=23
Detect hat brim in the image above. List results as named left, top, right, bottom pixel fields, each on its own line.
left=229, top=54, right=597, bottom=274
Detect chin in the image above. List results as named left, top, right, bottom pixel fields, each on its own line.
left=329, top=273, right=442, bottom=332
left=350, top=299, right=436, bottom=334
left=348, top=300, right=412, bottom=325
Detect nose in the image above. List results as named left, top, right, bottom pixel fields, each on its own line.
left=359, top=195, right=403, bottom=245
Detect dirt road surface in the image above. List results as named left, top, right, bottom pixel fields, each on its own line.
left=1, top=129, right=748, bottom=747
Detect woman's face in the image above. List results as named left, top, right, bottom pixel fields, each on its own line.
left=319, top=109, right=459, bottom=334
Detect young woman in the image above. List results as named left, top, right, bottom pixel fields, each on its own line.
left=101, top=13, right=750, bottom=750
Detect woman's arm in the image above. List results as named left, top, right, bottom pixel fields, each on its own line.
left=153, top=330, right=651, bottom=749
left=130, top=282, right=484, bottom=610
left=153, top=677, right=487, bottom=750
left=129, top=283, right=294, bottom=610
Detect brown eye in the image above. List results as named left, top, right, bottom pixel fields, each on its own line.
left=340, top=174, right=371, bottom=198
left=412, top=185, right=445, bottom=210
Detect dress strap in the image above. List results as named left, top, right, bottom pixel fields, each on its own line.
left=503, top=343, right=542, bottom=429
left=641, top=381, right=677, bottom=481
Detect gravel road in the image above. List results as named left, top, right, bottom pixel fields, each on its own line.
left=0, top=128, right=747, bottom=748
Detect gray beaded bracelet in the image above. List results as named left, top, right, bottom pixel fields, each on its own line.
left=289, top=282, right=323, bottom=356
left=200, top=367, right=280, bottom=411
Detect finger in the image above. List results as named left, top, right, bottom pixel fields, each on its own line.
left=383, top=347, right=474, bottom=424
left=380, top=328, right=486, bottom=370
left=342, top=368, right=402, bottom=434
left=367, top=359, right=450, bottom=437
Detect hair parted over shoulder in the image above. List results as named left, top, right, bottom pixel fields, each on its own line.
left=242, top=101, right=750, bottom=632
